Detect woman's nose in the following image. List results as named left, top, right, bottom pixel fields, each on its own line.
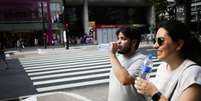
left=153, top=42, right=159, bottom=49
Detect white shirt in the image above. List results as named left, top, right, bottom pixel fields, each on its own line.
left=152, top=59, right=201, bottom=101
left=108, top=52, right=146, bottom=101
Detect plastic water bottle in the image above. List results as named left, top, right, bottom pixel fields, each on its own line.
left=140, top=54, right=153, bottom=79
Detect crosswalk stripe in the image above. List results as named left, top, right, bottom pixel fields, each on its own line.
left=20, top=54, right=108, bottom=63
left=24, top=59, right=110, bottom=70
left=31, top=68, right=110, bottom=80
left=36, top=79, right=109, bottom=92
left=26, top=61, right=110, bottom=72
left=21, top=57, right=109, bottom=66
left=33, top=73, right=109, bottom=85
left=153, top=61, right=162, bottom=66
left=19, top=48, right=162, bottom=93
left=20, top=52, right=107, bottom=61
left=27, top=64, right=111, bottom=76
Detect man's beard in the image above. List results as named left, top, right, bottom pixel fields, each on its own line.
left=118, top=43, right=132, bottom=54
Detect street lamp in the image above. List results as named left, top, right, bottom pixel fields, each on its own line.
left=41, top=2, right=47, bottom=49
left=62, top=0, right=69, bottom=49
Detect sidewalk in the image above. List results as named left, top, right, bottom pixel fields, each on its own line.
left=5, top=42, right=153, bottom=58
left=6, top=45, right=99, bottom=58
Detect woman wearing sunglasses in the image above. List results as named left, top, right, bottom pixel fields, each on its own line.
left=134, top=20, right=201, bottom=101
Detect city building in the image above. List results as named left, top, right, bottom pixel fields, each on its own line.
left=0, top=0, right=63, bottom=48
left=191, top=0, right=201, bottom=34
left=165, top=0, right=201, bottom=35
left=0, top=0, right=153, bottom=48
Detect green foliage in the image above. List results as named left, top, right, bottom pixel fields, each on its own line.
left=150, top=0, right=169, bottom=22
left=151, top=0, right=168, bottom=15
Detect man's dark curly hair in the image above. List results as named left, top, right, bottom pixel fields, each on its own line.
left=116, top=26, right=142, bottom=50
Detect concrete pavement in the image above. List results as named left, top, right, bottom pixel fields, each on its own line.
left=0, top=43, right=153, bottom=101
left=1, top=45, right=109, bottom=101
left=0, top=58, right=37, bottom=100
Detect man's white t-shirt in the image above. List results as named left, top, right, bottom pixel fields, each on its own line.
left=108, top=52, right=146, bottom=101
left=152, top=59, right=201, bottom=101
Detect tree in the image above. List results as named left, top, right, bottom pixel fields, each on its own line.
left=150, top=0, right=168, bottom=22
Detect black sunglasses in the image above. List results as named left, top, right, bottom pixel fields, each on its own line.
left=153, top=37, right=165, bottom=46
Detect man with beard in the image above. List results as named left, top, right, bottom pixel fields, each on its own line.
left=108, top=27, right=146, bottom=101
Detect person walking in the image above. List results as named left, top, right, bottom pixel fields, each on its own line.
left=0, top=42, right=8, bottom=70
left=108, top=27, right=146, bottom=101
left=17, top=39, right=21, bottom=51
left=135, top=20, right=201, bottom=101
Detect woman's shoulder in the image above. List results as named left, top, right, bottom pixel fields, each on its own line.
left=183, top=59, right=201, bottom=72
left=179, top=60, right=201, bottom=91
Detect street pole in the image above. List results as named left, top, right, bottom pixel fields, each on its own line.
left=41, top=2, right=47, bottom=49
left=62, top=0, right=69, bottom=49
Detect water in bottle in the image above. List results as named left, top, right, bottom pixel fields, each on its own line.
left=140, top=53, right=153, bottom=79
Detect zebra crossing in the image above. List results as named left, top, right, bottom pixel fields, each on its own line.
left=18, top=49, right=162, bottom=93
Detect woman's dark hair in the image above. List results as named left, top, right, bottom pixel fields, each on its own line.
left=158, top=20, right=201, bottom=65
left=116, top=26, right=142, bottom=49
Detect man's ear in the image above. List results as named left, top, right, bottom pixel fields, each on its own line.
left=132, top=40, right=137, bottom=46
left=176, top=40, right=184, bottom=51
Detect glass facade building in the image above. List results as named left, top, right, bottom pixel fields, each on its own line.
left=0, top=0, right=152, bottom=48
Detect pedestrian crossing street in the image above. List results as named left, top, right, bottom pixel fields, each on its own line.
left=19, top=49, right=162, bottom=93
